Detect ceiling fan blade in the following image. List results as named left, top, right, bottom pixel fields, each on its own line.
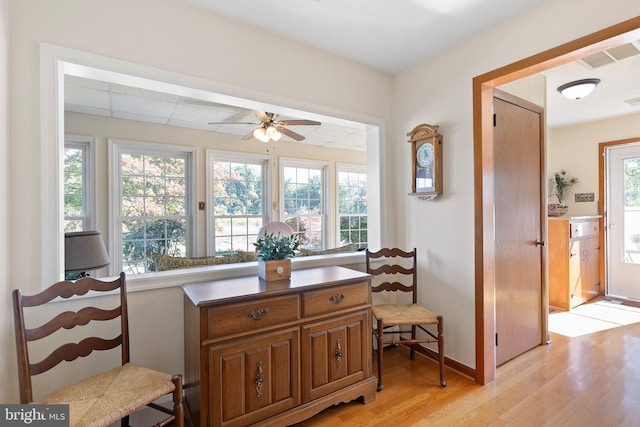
left=277, top=126, right=305, bottom=141
left=208, top=121, right=260, bottom=125
left=277, top=119, right=321, bottom=126
left=241, top=130, right=254, bottom=140
left=256, top=111, right=274, bottom=123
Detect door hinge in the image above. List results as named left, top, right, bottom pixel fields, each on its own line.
left=493, top=113, right=497, bottom=127
left=495, top=333, right=498, bottom=346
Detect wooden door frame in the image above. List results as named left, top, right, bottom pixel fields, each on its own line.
left=599, top=137, right=640, bottom=297
left=473, top=16, right=640, bottom=385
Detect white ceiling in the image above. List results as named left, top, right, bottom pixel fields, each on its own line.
left=182, top=0, right=546, bottom=74
left=64, top=0, right=640, bottom=142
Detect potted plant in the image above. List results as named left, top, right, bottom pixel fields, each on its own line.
left=549, top=169, right=578, bottom=217
left=254, top=232, right=300, bottom=281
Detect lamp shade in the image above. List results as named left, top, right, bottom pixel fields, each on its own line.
left=65, top=231, right=111, bottom=273
left=557, top=78, right=600, bottom=99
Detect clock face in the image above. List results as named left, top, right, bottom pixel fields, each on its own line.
left=416, top=143, right=434, bottom=168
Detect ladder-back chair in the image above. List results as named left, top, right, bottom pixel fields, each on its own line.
left=365, top=248, right=446, bottom=391
left=12, top=272, right=184, bottom=427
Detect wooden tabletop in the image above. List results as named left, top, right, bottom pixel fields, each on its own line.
left=183, top=265, right=370, bottom=307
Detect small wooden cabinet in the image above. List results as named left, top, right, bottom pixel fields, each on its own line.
left=548, top=217, right=601, bottom=310
left=183, top=266, right=377, bottom=427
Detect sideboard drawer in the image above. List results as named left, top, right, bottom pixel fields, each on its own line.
left=207, top=295, right=300, bottom=338
left=302, top=282, right=369, bottom=318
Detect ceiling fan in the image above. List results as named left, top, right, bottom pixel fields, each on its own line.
left=208, top=111, right=321, bottom=142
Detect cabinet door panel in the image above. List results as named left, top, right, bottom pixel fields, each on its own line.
left=302, top=311, right=370, bottom=402
left=569, top=240, right=584, bottom=307
left=210, top=328, right=299, bottom=427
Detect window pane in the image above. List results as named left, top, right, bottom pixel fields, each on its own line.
left=210, top=156, right=267, bottom=253
left=337, top=168, right=368, bottom=249
left=283, top=164, right=325, bottom=249
left=64, top=145, right=87, bottom=229
left=119, top=150, right=191, bottom=274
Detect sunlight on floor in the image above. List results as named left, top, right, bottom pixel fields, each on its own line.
left=549, top=299, right=640, bottom=337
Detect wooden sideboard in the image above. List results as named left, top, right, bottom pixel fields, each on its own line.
left=548, top=217, right=601, bottom=310
left=183, top=266, right=377, bottom=427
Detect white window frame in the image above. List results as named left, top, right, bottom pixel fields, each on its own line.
left=64, top=135, right=96, bottom=232
left=336, top=163, right=368, bottom=249
left=206, top=150, right=271, bottom=255
left=280, top=158, right=329, bottom=249
left=108, top=138, right=196, bottom=275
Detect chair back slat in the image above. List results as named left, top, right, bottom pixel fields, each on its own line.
left=367, top=264, right=414, bottom=276
left=12, top=272, right=129, bottom=403
left=26, top=306, right=122, bottom=341
left=366, top=248, right=418, bottom=303
left=30, top=336, right=123, bottom=375
left=371, top=281, right=414, bottom=293
left=19, top=276, right=122, bottom=307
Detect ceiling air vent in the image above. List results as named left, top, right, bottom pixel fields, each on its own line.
left=578, top=41, right=640, bottom=69
left=624, top=97, right=640, bottom=107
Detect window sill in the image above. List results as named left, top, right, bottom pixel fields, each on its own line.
left=126, top=251, right=366, bottom=293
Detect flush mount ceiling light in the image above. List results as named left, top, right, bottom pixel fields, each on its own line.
left=557, top=78, right=601, bottom=100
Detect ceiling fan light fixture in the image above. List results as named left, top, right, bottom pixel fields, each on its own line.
left=253, top=127, right=269, bottom=142
left=266, top=125, right=281, bottom=141
left=557, top=78, right=601, bottom=100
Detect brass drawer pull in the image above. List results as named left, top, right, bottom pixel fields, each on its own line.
left=248, top=307, right=270, bottom=320
left=329, top=293, right=345, bottom=304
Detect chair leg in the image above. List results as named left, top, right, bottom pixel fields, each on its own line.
left=376, top=317, right=384, bottom=391
left=410, top=325, right=417, bottom=360
left=437, top=315, right=446, bottom=387
left=172, top=375, right=184, bottom=427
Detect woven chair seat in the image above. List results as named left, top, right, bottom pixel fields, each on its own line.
left=372, top=303, right=439, bottom=327
left=36, top=363, right=175, bottom=427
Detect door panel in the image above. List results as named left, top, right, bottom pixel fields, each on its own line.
left=606, top=143, right=640, bottom=300
left=494, top=94, right=544, bottom=366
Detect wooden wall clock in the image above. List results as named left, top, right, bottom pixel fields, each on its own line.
left=407, top=123, right=442, bottom=200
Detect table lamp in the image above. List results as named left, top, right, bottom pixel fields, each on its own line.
left=65, top=231, right=110, bottom=279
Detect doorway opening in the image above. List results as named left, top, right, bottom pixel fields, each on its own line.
left=473, top=17, right=640, bottom=385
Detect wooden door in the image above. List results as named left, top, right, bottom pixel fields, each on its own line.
left=494, top=91, right=544, bottom=366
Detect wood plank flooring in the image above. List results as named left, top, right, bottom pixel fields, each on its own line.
left=294, top=321, right=640, bottom=427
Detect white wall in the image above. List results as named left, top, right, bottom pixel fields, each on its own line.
left=393, top=0, right=640, bottom=367
left=3, top=0, right=393, bottom=403
left=0, top=0, right=10, bottom=404
left=548, top=112, right=640, bottom=216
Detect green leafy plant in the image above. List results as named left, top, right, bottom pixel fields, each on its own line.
left=631, top=233, right=640, bottom=244
left=253, top=232, right=300, bottom=261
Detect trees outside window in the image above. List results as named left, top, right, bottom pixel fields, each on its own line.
left=281, top=161, right=327, bottom=249
left=64, top=138, right=93, bottom=232
left=111, top=140, right=194, bottom=275
left=337, top=165, right=368, bottom=249
left=207, top=151, right=268, bottom=254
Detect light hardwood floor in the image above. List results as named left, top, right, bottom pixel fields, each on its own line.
left=295, top=321, right=640, bottom=427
